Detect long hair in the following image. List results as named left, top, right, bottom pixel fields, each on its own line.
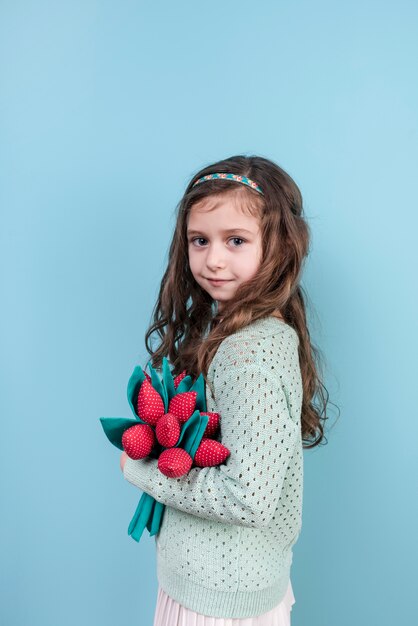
left=144, top=154, right=334, bottom=448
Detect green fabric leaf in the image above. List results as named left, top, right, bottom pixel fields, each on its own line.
left=127, top=366, right=147, bottom=418
left=99, top=417, right=140, bottom=450
left=162, top=356, right=176, bottom=404
left=176, top=374, right=193, bottom=393
left=178, top=411, right=209, bottom=458
left=188, top=373, right=207, bottom=412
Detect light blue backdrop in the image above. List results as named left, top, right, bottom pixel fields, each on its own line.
left=1, top=2, right=417, bottom=625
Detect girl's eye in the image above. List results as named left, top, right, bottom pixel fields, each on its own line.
left=230, top=237, right=245, bottom=246
left=190, top=237, right=246, bottom=247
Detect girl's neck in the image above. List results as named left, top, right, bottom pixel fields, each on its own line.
left=215, top=310, right=283, bottom=323
left=271, top=309, right=284, bottom=320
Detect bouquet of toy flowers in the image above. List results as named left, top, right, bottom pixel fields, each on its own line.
left=99, top=356, right=230, bottom=542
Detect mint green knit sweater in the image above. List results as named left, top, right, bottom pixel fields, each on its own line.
left=123, top=316, right=304, bottom=619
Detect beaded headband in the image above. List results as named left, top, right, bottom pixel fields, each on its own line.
left=192, top=172, right=264, bottom=195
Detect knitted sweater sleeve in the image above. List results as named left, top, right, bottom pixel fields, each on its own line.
left=123, top=339, right=301, bottom=529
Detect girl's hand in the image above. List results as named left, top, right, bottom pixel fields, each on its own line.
left=120, top=451, right=129, bottom=472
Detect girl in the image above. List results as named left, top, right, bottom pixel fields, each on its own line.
left=120, top=155, right=328, bottom=625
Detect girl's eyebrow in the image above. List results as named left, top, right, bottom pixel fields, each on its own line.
left=187, top=228, right=254, bottom=236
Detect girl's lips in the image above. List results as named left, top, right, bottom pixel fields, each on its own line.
left=206, top=278, right=231, bottom=284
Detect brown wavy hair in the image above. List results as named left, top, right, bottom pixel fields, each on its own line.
left=144, top=154, right=335, bottom=449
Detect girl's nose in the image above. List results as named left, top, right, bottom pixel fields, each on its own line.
left=205, top=244, right=226, bottom=269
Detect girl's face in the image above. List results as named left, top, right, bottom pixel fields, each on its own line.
left=187, top=194, right=262, bottom=313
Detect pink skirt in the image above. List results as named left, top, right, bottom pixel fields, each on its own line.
left=153, top=580, right=295, bottom=626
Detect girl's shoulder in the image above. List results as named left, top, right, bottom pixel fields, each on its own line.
left=208, top=316, right=299, bottom=380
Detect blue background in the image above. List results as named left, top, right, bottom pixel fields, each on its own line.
left=1, top=1, right=417, bottom=625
